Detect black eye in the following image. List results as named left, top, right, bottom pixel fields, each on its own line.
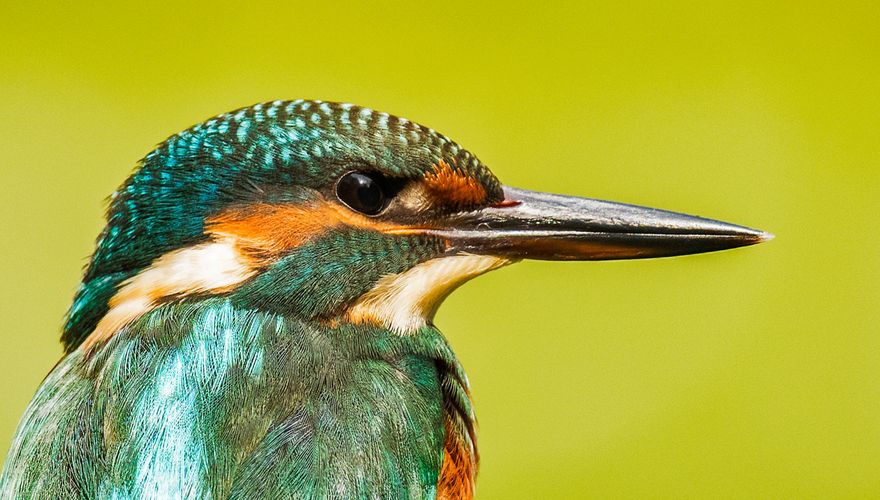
left=336, top=172, right=386, bottom=215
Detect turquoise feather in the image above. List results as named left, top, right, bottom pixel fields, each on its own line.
left=2, top=298, right=472, bottom=498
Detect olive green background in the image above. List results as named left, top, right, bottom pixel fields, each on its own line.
left=1, top=1, right=877, bottom=497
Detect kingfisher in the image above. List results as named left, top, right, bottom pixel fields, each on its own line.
left=0, top=100, right=770, bottom=499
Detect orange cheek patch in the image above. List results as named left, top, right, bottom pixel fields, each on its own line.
left=423, top=160, right=488, bottom=208
left=206, top=201, right=409, bottom=262
left=208, top=204, right=335, bottom=260
left=80, top=201, right=416, bottom=355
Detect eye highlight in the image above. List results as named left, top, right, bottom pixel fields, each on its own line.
left=336, top=172, right=387, bottom=215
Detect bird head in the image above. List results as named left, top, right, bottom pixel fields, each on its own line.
left=63, top=100, right=770, bottom=352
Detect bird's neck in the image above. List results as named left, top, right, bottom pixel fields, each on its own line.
left=77, top=297, right=476, bottom=497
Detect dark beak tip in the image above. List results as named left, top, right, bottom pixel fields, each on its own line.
left=739, top=229, right=774, bottom=245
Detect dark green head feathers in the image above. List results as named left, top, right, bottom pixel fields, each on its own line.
left=64, top=100, right=504, bottom=353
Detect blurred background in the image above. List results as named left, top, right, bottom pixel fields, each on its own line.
left=1, top=1, right=877, bottom=497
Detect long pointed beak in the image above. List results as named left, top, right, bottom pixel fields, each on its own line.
left=428, top=186, right=773, bottom=260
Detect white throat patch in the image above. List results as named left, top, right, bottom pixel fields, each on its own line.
left=346, top=254, right=514, bottom=334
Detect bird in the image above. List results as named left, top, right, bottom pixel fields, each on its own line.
left=0, top=99, right=770, bottom=499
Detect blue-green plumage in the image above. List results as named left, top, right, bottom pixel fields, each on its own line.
left=233, top=229, right=443, bottom=317
left=5, top=298, right=470, bottom=498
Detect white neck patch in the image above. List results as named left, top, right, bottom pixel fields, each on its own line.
left=346, top=254, right=514, bottom=334
left=81, top=238, right=256, bottom=352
